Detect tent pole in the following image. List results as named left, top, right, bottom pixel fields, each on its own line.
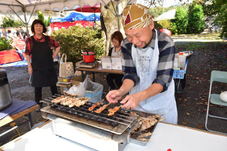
left=8, top=5, right=29, bottom=37
left=23, top=8, right=29, bottom=36
left=28, top=5, right=36, bottom=24
left=116, top=1, right=120, bottom=30
left=8, top=5, right=25, bottom=24
left=24, top=5, right=37, bottom=37
left=25, top=22, right=29, bottom=37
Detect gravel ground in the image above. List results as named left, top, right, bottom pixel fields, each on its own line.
left=175, top=41, right=227, bottom=132
left=0, top=41, right=227, bottom=145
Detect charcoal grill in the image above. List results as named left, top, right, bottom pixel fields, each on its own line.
left=40, top=95, right=139, bottom=151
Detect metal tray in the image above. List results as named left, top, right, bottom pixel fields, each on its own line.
left=41, top=103, right=137, bottom=135
left=129, top=110, right=162, bottom=145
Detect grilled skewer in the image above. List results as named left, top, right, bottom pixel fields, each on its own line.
left=51, top=96, right=89, bottom=107
left=51, top=95, right=65, bottom=104
left=88, top=102, right=102, bottom=111
left=69, top=97, right=89, bottom=107
left=94, top=103, right=110, bottom=113
left=107, top=106, right=121, bottom=116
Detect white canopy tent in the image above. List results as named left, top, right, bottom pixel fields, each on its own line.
left=0, top=0, right=137, bottom=52
left=0, top=0, right=111, bottom=13
left=154, top=9, right=176, bottom=21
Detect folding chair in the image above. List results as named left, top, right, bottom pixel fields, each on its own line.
left=205, top=70, right=227, bottom=134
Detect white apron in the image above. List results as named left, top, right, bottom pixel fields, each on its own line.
left=131, top=30, right=178, bottom=124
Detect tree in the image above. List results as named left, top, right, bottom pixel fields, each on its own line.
left=202, top=0, right=226, bottom=38
left=202, top=0, right=218, bottom=16
left=213, top=0, right=227, bottom=38
left=0, top=37, right=12, bottom=51
left=37, top=11, right=50, bottom=27
left=187, top=3, right=205, bottom=33
left=170, top=7, right=188, bottom=34
left=1, top=17, right=23, bottom=28
left=52, top=26, right=104, bottom=62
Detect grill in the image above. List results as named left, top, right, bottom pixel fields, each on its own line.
left=41, top=95, right=138, bottom=135
left=40, top=95, right=160, bottom=151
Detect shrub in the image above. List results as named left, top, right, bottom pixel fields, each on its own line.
left=187, top=3, right=205, bottom=33
left=215, top=3, right=227, bottom=38
left=1, top=17, right=23, bottom=28
left=37, top=11, right=50, bottom=27
left=154, top=21, right=163, bottom=29
left=52, top=26, right=105, bottom=62
left=170, top=7, right=188, bottom=34
left=0, top=37, right=12, bottom=51
left=157, top=20, right=172, bottom=29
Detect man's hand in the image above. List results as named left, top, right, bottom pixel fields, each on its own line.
left=106, top=90, right=123, bottom=103
left=120, top=93, right=142, bottom=110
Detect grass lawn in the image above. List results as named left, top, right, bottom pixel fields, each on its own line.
left=172, top=32, right=222, bottom=40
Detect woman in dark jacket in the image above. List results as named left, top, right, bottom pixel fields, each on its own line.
left=25, top=19, right=60, bottom=105
left=107, top=31, right=124, bottom=90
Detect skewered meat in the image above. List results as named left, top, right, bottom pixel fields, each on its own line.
left=51, top=96, right=89, bottom=107
left=94, top=104, right=110, bottom=113
left=64, top=97, right=79, bottom=107
left=51, top=96, right=65, bottom=104
left=68, top=97, right=89, bottom=107
left=88, top=102, right=102, bottom=111
left=60, top=96, right=73, bottom=106
left=107, top=106, right=121, bottom=116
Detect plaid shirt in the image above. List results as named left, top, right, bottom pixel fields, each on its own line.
left=25, top=35, right=60, bottom=56
left=121, top=30, right=175, bottom=91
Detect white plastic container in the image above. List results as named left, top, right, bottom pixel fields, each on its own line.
left=174, top=54, right=180, bottom=70
left=101, top=56, right=112, bottom=69
left=178, top=52, right=186, bottom=69
left=111, top=56, right=122, bottom=70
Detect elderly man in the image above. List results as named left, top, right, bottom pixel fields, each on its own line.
left=106, top=4, right=177, bottom=124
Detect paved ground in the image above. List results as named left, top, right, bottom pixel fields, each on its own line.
left=0, top=40, right=227, bottom=146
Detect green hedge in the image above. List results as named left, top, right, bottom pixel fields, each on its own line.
left=1, top=17, right=23, bottom=28
left=157, top=20, right=172, bottom=30
left=52, top=26, right=105, bottom=62
left=187, top=3, right=205, bottom=34
left=170, top=7, right=188, bottom=34
left=215, top=3, right=227, bottom=38
left=0, top=37, right=12, bottom=51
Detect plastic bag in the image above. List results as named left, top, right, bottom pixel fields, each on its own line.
left=65, top=75, right=103, bottom=102
left=65, top=75, right=88, bottom=97
left=84, top=77, right=103, bottom=103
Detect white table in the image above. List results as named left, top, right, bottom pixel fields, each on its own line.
left=1, top=121, right=227, bottom=151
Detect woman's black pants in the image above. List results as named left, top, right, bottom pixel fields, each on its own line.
left=106, top=74, right=123, bottom=90
left=34, top=85, right=58, bottom=104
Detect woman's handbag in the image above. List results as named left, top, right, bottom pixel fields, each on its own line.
left=59, top=53, right=74, bottom=78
